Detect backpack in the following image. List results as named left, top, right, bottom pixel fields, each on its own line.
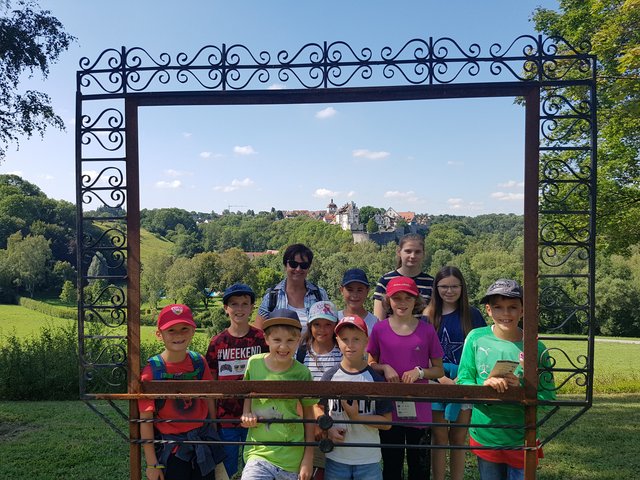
left=147, top=350, right=206, bottom=411
left=266, top=285, right=323, bottom=312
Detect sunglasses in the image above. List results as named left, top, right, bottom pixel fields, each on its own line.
left=287, top=260, right=311, bottom=270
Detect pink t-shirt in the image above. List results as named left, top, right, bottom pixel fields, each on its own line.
left=367, top=318, right=444, bottom=424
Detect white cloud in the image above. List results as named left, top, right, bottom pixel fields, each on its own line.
left=39, top=174, right=55, bottom=181
left=315, top=107, right=337, bottom=119
left=347, top=191, right=355, bottom=197
left=182, top=132, right=192, bottom=139
left=268, top=83, right=286, bottom=90
left=448, top=198, right=484, bottom=211
left=313, top=188, right=338, bottom=198
left=156, top=180, right=182, bottom=189
left=234, top=145, right=257, bottom=155
left=199, top=151, right=212, bottom=159
left=491, top=191, right=525, bottom=201
left=497, top=180, right=525, bottom=188
left=165, top=169, right=190, bottom=177
left=447, top=160, right=464, bottom=166
left=384, top=190, right=419, bottom=202
left=214, top=177, right=255, bottom=192
left=6, top=170, right=23, bottom=176
left=352, top=149, right=390, bottom=160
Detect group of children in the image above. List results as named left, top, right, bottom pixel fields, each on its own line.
left=140, top=236, right=555, bottom=480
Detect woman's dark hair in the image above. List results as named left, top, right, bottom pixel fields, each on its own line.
left=426, top=265, right=473, bottom=337
left=282, top=243, right=314, bottom=266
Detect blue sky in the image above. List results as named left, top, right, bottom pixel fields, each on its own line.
left=2, top=0, right=559, bottom=215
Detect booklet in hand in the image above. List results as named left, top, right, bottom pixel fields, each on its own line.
left=488, top=360, right=519, bottom=378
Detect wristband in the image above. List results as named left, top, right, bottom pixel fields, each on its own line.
left=147, top=464, right=165, bottom=469
left=415, top=366, right=424, bottom=380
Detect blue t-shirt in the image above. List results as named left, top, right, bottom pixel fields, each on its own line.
left=437, top=307, right=486, bottom=365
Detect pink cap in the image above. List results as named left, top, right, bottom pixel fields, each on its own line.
left=386, top=276, right=419, bottom=297
left=335, top=315, right=368, bottom=336
left=157, top=304, right=196, bottom=330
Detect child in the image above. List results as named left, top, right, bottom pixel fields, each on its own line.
left=337, top=268, right=379, bottom=334
left=457, top=279, right=556, bottom=480
left=206, top=283, right=269, bottom=478
left=426, top=266, right=486, bottom=480
left=320, top=315, right=393, bottom=480
left=373, top=233, right=434, bottom=321
left=296, top=300, right=341, bottom=480
left=240, top=309, right=317, bottom=480
left=139, top=304, right=226, bottom=480
left=368, top=276, right=444, bottom=480
left=297, top=300, right=342, bottom=381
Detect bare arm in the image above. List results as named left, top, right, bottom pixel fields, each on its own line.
left=140, top=410, right=164, bottom=480
left=299, top=404, right=316, bottom=480
left=373, top=299, right=385, bottom=322
left=368, top=353, right=400, bottom=383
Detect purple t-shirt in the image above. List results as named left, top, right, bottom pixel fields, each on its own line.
left=367, top=318, right=444, bottom=424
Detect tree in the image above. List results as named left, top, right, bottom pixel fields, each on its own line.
left=531, top=0, right=640, bottom=254
left=217, top=248, right=257, bottom=291
left=0, top=1, right=75, bottom=160
left=191, top=251, right=221, bottom=308
left=59, top=279, right=76, bottom=304
left=6, top=232, right=52, bottom=296
left=140, top=252, right=172, bottom=309
left=366, top=218, right=379, bottom=233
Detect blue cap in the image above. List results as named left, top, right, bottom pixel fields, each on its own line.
left=223, top=283, right=256, bottom=305
left=341, top=268, right=369, bottom=287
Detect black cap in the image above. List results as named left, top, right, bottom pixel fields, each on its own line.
left=480, top=279, right=523, bottom=304
left=263, top=308, right=302, bottom=330
left=341, top=268, right=370, bottom=287
left=223, top=283, right=256, bottom=305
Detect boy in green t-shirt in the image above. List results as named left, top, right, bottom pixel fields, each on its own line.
left=240, top=309, right=316, bottom=480
left=457, top=279, right=555, bottom=480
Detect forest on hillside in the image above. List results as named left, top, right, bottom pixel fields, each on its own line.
left=1, top=173, right=639, bottom=336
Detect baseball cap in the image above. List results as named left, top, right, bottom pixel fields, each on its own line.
left=335, top=314, right=368, bottom=336
left=263, top=308, right=302, bottom=330
left=223, top=283, right=256, bottom=305
left=341, top=268, right=370, bottom=287
left=308, top=301, right=338, bottom=324
left=480, top=279, right=523, bottom=304
left=386, top=276, right=419, bottom=297
left=157, top=304, right=197, bottom=330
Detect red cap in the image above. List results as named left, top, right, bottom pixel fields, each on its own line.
left=386, top=276, right=419, bottom=297
left=157, top=304, right=196, bottom=330
left=335, top=315, right=368, bottom=336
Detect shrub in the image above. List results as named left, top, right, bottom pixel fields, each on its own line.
left=18, top=296, right=76, bottom=319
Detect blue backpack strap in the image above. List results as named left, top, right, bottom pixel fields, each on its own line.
left=148, top=354, right=167, bottom=380
left=296, top=344, right=307, bottom=364
left=186, top=350, right=206, bottom=380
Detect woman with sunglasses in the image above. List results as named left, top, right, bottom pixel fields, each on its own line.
left=425, top=266, right=486, bottom=480
left=255, top=243, right=328, bottom=333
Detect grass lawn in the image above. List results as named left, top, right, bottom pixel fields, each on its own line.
left=0, top=395, right=638, bottom=480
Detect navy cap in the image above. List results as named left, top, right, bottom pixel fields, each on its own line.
left=480, top=279, right=523, bottom=304
left=341, top=268, right=370, bottom=287
left=223, top=283, right=256, bottom=305
left=263, top=308, right=302, bottom=330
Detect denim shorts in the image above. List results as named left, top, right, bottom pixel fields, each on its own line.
left=324, top=458, right=382, bottom=480
left=241, top=458, right=298, bottom=480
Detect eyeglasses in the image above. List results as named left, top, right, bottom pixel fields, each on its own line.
left=437, top=284, right=462, bottom=291
left=287, top=260, right=310, bottom=270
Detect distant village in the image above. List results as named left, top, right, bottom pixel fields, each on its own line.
left=283, top=200, right=430, bottom=245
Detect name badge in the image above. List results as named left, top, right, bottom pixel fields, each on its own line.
left=395, top=401, right=417, bottom=419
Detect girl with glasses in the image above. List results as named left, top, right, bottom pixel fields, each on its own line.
left=425, top=266, right=486, bottom=480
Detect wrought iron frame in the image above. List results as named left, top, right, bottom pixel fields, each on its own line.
left=76, top=36, right=597, bottom=480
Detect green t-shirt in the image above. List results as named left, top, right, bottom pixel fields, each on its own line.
left=457, top=326, right=556, bottom=447
left=243, top=353, right=316, bottom=472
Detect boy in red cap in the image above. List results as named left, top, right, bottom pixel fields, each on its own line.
left=139, top=304, right=225, bottom=480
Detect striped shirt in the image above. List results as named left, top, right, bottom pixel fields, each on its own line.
left=373, top=269, right=435, bottom=304
left=301, top=344, right=342, bottom=381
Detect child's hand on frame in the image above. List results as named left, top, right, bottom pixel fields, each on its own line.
left=382, top=364, right=400, bottom=382
left=401, top=368, right=420, bottom=384
left=240, top=412, right=258, bottom=428
left=328, top=426, right=346, bottom=443
left=341, top=399, right=359, bottom=420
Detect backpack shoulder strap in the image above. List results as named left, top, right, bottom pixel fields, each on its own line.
left=296, top=344, right=307, bottom=364
left=267, top=287, right=279, bottom=312
left=312, top=287, right=323, bottom=303
left=187, top=350, right=206, bottom=380
left=148, top=354, right=166, bottom=380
